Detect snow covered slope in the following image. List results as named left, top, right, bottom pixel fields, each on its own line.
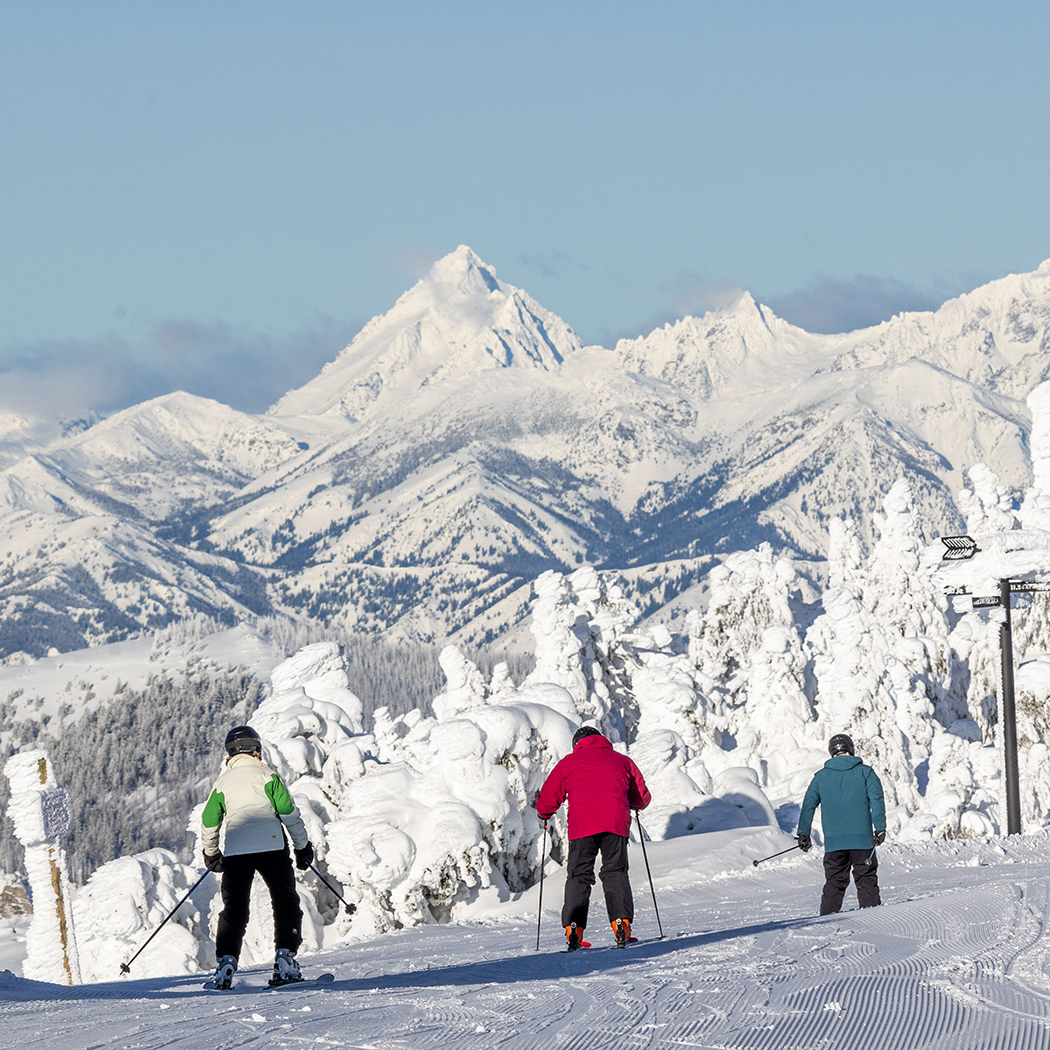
left=4, top=830, right=1050, bottom=1049
left=0, top=250, right=1048, bottom=655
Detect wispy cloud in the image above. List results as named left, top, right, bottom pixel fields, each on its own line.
left=763, top=275, right=941, bottom=334
left=517, top=251, right=591, bottom=281
left=0, top=317, right=362, bottom=426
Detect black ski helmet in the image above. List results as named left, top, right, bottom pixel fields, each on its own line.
left=572, top=726, right=603, bottom=748
left=225, top=725, right=262, bottom=756
left=828, top=733, right=855, bottom=757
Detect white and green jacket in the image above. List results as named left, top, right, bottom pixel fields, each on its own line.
left=201, top=753, right=308, bottom=857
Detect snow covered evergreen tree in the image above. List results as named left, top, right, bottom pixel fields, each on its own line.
left=524, top=567, right=639, bottom=740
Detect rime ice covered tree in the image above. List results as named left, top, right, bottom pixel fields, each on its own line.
left=958, top=462, right=1016, bottom=535
left=807, top=585, right=922, bottom=820
left=863, top=478, right=959, bottom=728
left=688, top=544, right=815, bottom=769
left=524, top=567, right=639, bottom=740
left=1019, top=382, right=1050, bottom=533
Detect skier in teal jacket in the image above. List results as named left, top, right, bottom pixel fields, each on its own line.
left=796, top=734, right=886, bottom=914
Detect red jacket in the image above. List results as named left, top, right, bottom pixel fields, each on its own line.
left=536, top=734, right=651, bottom=840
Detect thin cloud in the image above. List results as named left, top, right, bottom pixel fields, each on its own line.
left=0, top=318, right=362, bottom=428
left=764, top=275, right=941, bottom=335
left=517, top=251, right=591, bottom=281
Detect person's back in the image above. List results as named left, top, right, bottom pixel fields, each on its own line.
left=796, top=734, right=886, bottom=915
left=801, top=755, right=884, bottom=853
left=538, top=733, right=649, bottom=839
left=537, top=727, right=651, bottom=950
left=201, top=725, right=314, bottom=989
left=205, top=753, right=300, bottom=856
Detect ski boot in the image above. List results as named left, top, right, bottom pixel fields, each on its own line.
left=269, top=948, right=304, bottom=986
left=612, top=918, right=634, bottom=948
left=213, top=955, right=237, bottom=989
left=565, top=924, right=588, bottom=952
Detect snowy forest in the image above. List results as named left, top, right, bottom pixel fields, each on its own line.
left=8, top=384, right=1050, bottom=984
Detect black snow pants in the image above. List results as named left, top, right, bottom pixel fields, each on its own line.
left=561, top=832, right=633, bottom=930
left=216, top=846, right=303, bottom=960
left=820, top=848, right=880, bottom=915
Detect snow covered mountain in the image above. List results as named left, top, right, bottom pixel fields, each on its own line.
left=1, top=247, right=1048, bottom=657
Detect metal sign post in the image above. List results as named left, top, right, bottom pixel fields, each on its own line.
left=999, top=577, right=1022, bottom=835
left=936, top=534, right=1050, bottom=836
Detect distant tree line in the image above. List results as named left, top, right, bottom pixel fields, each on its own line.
left=0, top=668, right=258, bottom=882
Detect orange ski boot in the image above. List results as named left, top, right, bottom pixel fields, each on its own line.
left=565, top=924, right=590, bottom=951
left=612, top=918, right=636, bottom=948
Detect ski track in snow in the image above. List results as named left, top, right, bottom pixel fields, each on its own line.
left=7, top=842, right=1050, bottom=1048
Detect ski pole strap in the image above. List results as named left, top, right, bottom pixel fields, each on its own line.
left=119, top=869, right=211, bottom=974
left=309, top=864, right=357, bottom=916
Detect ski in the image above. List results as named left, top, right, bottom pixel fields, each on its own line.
left=203, top=972, right=335, bottom=991
left=269, top=972, right=335, bottom=989
left=563, top=937, right=646, bottom=953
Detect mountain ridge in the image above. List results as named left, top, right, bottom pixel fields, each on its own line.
left=0, top=249, right=1046, bottom=658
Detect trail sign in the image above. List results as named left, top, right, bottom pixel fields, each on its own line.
left=941, top=535, right=979, bottom=560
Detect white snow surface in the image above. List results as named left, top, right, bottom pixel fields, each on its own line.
left=5, top=830, right=1050, bottom=1049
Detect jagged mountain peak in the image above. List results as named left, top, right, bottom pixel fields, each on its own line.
left=613, top=289, right=827, bottom=400
left=269, top=246, right=582, bottom=422
left=425, top=244, right=502, bottom=295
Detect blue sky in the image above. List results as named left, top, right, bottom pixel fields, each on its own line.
left=2, top=1, right=1049, bottom=416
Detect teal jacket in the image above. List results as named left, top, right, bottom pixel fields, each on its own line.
left=797, top=755, right=886, bottom=853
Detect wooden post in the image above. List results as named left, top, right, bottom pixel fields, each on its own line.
left=2, top=750, right=81, bottom=983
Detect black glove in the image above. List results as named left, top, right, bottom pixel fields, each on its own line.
left=203, top=850, right=224, bottom=873
left=796, top=834, right=812, bottom=853
left=295, top=843, right=314, bottom=870
left=873, top=829, right=886, bottom=846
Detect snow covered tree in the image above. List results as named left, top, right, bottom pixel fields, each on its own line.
left=826, top=516, right=865, bottom=593
left=1019, top=381, right=1050, bottom=533
left=524, top=567, right=639, bottom=740
left=958, top=462, right=1016, bottom=535
left=863, top=477, right=959, bottom=728
left=688, top=544, right=816, bottom=769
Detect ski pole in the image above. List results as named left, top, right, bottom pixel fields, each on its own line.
left=635, top=813, right=664, bottom=940
left=535, top=821, right=548, bottom=951
left=309, top=864, right=357, bottom=917
left=752, top=845, right=801, bottom=867
left=119, top=869, right=211, bottom=974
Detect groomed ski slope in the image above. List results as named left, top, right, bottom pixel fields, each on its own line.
left=5, top=827, right=1050, bottom=1049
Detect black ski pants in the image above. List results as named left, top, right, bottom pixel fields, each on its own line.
left=562, top=832, right=633, bottom=930
left=820, top=848, right=880, bottom=915
left=216, top=846, right=303, bottom=960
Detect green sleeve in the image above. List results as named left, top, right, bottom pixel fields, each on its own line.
left=202, top=789, right=226, bottom=829
left=265, top=774, right=296, bottom=816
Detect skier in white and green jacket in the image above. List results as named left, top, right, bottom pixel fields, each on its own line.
left=201, top=725, right=314, bottom=988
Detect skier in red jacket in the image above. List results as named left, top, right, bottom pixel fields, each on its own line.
left=536, top=726, right=651, bottom=950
